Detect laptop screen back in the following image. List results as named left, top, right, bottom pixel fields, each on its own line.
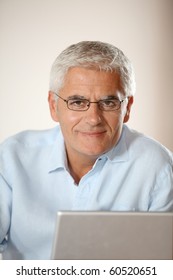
left=51, top=211, right=173, bottom=260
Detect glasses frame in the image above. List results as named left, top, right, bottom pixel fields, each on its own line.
left=54, top=92, right=127, bottom=112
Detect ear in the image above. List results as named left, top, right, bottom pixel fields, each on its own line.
left=123, top=96, right=134, bottom=123
left=48, top=91, right=59, bottom=122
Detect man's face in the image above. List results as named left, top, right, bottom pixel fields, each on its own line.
left=49, top=67, right=133, bottom=163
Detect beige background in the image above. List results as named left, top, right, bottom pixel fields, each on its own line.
left=0, top=0, right=173, bottom=150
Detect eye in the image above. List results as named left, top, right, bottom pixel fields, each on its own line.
left=68, top=99, right=88, bottom=108
left=101, top=99, right=118, bottom=107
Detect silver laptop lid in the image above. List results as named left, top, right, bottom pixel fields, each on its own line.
left=51, top=211, right=173, bottom=260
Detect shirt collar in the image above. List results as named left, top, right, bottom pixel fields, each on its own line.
left=98, top=125, right=129, bottom=162
left=48, top=127, right=68, bottom=173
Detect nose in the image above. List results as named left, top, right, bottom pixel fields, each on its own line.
left=84, top=103, right=102, bottom=126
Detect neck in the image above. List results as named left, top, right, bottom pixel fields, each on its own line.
left=67, top=154, right=97, bottom=185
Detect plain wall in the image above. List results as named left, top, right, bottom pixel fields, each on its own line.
left=0, top=0, right=173, bottom=150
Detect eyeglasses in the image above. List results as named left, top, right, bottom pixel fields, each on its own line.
left=54, top=93, right=127, bottom=111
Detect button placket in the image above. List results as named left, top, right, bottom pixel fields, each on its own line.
left=71, top=157, right=106, bottom=210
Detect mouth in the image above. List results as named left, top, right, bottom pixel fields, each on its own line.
left=79, top=131, right=106, bottom=137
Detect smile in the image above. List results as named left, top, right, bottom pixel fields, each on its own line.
left=79, top=131, right=106, bottom=137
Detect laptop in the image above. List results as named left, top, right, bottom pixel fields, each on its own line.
left=51, top=211, right=173, bottom=260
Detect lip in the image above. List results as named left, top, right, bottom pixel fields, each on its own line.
left=79, top=131, right=106, bottom=137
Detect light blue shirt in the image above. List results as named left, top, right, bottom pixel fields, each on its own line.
left=0, top=124, right=173, bottom=259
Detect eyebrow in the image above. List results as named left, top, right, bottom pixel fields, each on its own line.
left=67, top=95, right=86, bottom=100
left=100, top=95, right=119, bottom=100
left=67, top=94, right=119, bottom=100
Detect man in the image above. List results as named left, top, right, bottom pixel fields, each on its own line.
left=0, top=41, right=173, bottom=259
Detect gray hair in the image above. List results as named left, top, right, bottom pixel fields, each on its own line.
left=49, top=41, right=136, bottom=97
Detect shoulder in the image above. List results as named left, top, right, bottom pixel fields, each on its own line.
left=123, top=125, right=173, bottom=164
left=0, top=125, right=61, bottom=153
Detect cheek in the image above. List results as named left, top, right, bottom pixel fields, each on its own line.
left=105, top=112, right=123, bottom=128
left=106, top=115, right=125, bottom=141
left=58, top=110, right=82, bottom=131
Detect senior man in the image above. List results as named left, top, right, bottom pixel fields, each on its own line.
left=0, top=41, right=173, bottom=259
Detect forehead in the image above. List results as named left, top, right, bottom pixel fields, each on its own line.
left=62, top=67, right=121, bottom=89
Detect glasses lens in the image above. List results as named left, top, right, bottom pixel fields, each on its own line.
left=99, top=99, right=121, bottom=111
left=68, top=99, right=89, bottom=111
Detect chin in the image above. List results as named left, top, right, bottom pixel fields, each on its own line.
left=82, top=147, right=108, bottom=158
